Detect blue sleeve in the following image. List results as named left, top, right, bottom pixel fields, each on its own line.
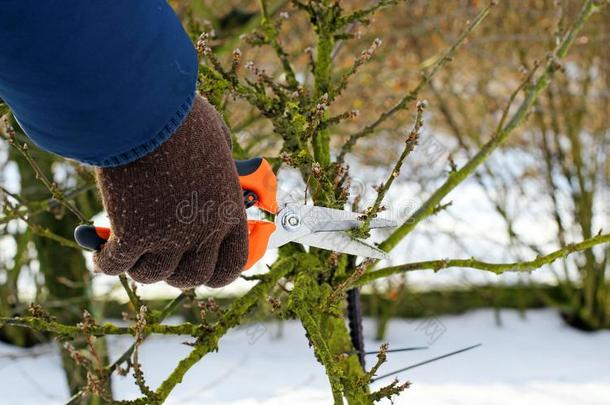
left=0, top=0, right=198, bottom=167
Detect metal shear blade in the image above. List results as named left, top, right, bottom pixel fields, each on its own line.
left=267, top=202, right=395, bottom=259
left=295, top=232, right=389, bottom=259
left=312, top=217, right=396, bottom=232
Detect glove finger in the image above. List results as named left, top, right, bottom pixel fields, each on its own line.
left=127, top=250, right=182, bottom=284
left=206, top=224, right=248, bottom=288
left=165, top=231, right=224, bottom=288
left=93, top=237, right=143, bottom=276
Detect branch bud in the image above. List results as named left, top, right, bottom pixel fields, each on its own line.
left=196, top=32, right=212, bottom=56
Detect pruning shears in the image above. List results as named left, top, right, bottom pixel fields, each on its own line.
left=74, top=157, right=396, bottom=269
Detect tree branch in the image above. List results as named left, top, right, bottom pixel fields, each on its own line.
left=357, top=233, right=610, bottom=286
left=0, top=316, right=203, bottom=337
left=151, top=258, right=294, bottom=402
left=295, top=306, right=344, bottom=404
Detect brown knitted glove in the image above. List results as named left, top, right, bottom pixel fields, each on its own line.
left=93, top=95, right=248, bottom=288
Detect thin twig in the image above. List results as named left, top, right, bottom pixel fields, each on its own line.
left=1, top=119, right=90, bottom=223
left=3, top=197, right=82, bottom=249
left=357, top=101, right=426, bottom=236
left=338, top=0, right=404, bottom=27
left=119, top=275, right=145, bottom=314
left=131, top=306, right=157, bottom=400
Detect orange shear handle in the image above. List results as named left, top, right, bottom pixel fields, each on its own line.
left=245, top=220, right=276, bottom=269
left=236, top=158, right=279, bottom=269
left=236, top=158, right=278, bottom=214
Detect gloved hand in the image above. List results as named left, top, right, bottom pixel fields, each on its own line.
left=93, top=95, right=248, bottom=288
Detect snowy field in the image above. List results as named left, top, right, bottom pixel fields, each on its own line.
left=1, top=308, right=609, bottom=405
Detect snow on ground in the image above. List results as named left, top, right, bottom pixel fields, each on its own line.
left=1, top=308, right=609, bottom=404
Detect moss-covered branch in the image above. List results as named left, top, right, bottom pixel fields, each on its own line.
left=358, top=233, right=610, bottom=286
left=151, top=258, right=294, bottom=402
left=0, top=316, right=203, bottom=337
left=294, top=306, right=344, bottom=404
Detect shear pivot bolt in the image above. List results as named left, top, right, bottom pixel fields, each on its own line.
left=282, top=213, right=300, bottom=230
